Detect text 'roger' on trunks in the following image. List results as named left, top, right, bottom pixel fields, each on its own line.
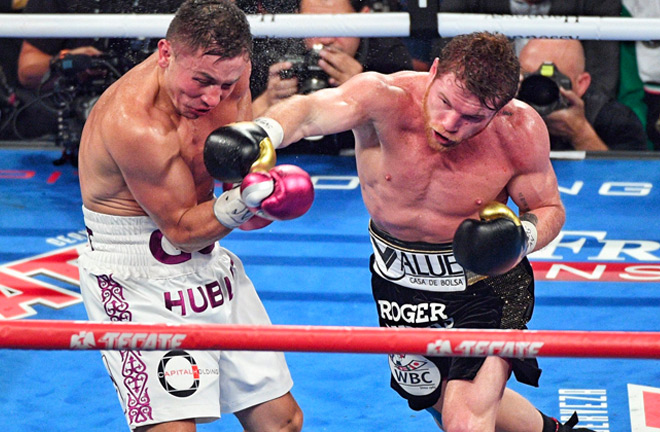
left=369, top=222, right=468, bottom=292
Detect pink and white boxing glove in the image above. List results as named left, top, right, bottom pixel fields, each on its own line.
left=216, top=183, right=273, bottom=231
left=240, top=164, right=314, bottom=220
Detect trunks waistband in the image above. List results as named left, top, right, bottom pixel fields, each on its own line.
left=369, top=220, right=454, bottom=253
left=79, top=206, right=218, bottom=279
left=368, top=220, right=486, bottom=292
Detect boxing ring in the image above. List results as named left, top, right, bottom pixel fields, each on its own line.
left=2, top=147, right=659, bottom=432
left=1, top=9, right=660, bottom=432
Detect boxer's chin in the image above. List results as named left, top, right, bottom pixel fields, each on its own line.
left=426, top=127, right=457, bottom=152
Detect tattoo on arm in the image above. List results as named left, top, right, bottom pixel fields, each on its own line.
left=520, top=212, right=538, bottom=226
left=517, top=193, right=530, bottom=212
left=517, top=193, right=538, bottom=226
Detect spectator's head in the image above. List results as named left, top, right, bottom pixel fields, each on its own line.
left=518, top=39, right=591, bottom=98
left=299, top=0, right=365, bottom=56
left=432, top=31, right=520, bottom=112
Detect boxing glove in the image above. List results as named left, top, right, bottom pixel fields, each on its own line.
left=203, top=117, right=284, bottom=183
left=213, top=185, right=255, bottom=229
left=218, top=183, right=274, bottom=231
left=240, top=165, right=314, bottom=221
left=452, top=202, right=537, bottom=276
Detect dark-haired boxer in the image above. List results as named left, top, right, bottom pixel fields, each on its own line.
left=77, top=1, right=311, bottom=431
left=211, top=32, right=594, bottom=432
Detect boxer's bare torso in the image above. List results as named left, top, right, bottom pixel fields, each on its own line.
left=79, top=52, right=250, bottom=215
left=354, top=72, right=556, bottom=243
left=78, top=46, right=252, bottom=251
left=273, top=68, right=563, bottom=247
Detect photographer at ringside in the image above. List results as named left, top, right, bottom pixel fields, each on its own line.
left=249, top=0, right=413, bottom=154
left=15, top=0, right=182, bottom=146
left=517, top=38, right=646, bottom=152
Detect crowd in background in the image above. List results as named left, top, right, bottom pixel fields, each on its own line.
left=0, top=0, right=659, bottom=153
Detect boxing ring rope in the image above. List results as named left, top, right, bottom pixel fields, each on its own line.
left=1, top=13, right=660, bottom=40
left=1, top=320, right=659, bottom=359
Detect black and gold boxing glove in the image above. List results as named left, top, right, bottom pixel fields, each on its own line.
left=452, top=202, right=537, bottom=276
left=203, top=117, right=283, bottom=183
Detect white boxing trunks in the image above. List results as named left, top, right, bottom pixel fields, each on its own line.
left=78, top=206, right=293, bottom=430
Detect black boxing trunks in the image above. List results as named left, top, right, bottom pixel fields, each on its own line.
left=368, top=220, right=541, bottom=411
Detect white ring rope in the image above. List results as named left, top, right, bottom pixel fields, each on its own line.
left=1, top=13, right=660, bottom=40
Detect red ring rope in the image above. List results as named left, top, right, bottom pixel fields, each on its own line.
left=1, top=320, right=658, bottom=358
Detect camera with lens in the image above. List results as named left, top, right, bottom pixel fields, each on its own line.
left=278, top=44, right=330, bottom=95
left=44, top=53, right=122, bottom=165
left=517, top=62, right=572, bottom=117
left=49, top=52, right=121, bottom=116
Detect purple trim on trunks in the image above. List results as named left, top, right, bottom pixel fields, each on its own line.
left=97, top=274, right=153, bottom=424
left=121, top=350, right=153, bottom=424
left=97, top=274, right=132, bottom=322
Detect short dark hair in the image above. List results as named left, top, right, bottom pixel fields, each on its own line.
left=435, top=32, right=520, bottom=111
left=166, top=0, right=253, bottom=59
